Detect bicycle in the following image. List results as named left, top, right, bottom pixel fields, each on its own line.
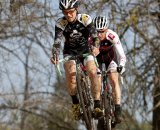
left=56, top=53, right=98, bottom=130
left=97, top=63, right=118, bottom=130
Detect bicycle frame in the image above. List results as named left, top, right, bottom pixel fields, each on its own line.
left=56, top=53, right=97, bottom=130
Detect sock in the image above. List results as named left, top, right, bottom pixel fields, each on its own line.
left=71, top=95, right=79, bottom=104
left=94, top=100, right=101, bottom=108
left=115, top=104, right=121, bottom=111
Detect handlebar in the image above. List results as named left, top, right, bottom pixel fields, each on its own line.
left=59, top=53, right=90, bottom=63
left=55, top=53, right=99, bottom=76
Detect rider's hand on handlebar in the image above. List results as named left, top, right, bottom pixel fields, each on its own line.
left=50, top=53, right=59, bottom=65
left=91, top=46, right=99, bottom=56
left=117, top=65, right=125, bottom=74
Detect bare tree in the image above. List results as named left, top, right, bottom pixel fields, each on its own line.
left=0, top=0, right=79, bottom=130
left=0, top=0, right=159, bottom=130
left=82, top=0, right=159, bottom=130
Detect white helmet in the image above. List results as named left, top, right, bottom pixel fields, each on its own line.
left=59, top=0, right=80, bottom=10
left=93, top=16, right=109, bottom=30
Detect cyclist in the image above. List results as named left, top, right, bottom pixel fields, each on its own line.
left=50, top=0, right=102, bottom=120
left=93, top=16, right=126, bottom=123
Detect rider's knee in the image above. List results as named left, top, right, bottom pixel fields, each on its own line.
left=70, top=76, right=76, bottom=84
left=86, top=61, right=97, bottom=74
left=88, top=70, right=97, bottom=77
left=87, top=66, right=97, bottom=76
left=66, top=72, right=76, bottom=84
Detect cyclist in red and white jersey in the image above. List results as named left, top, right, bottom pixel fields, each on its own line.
left=93, top=16, right=126, bottom=123
left=50, top=0, right=102, bottom=120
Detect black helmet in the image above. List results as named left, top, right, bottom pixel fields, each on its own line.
left=59, top=0, right=80, bottom=10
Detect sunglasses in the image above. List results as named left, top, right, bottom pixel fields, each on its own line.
left=63, top=9, right=76, bottom=15
left=97, top=30, right=106, bottom=33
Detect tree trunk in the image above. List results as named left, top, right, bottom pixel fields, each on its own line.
left=153, top=65, right=160, bottom=130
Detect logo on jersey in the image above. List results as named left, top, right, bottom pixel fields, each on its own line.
left=108, top=33, right=115, bottom=40
left=70, top=30, right=82, bottom=38
left=104, top=42, right=108, bottom=45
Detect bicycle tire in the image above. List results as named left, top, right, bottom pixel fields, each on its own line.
left=97, top=90, right=111, bottom=130
left=76, top=73, right=92, bottom=130
left=82, top=77, right=97, bottom=130
left=82, top=80, right=93, bottom=121
left=97, top=64, right=116, bottom=130
left=104, top=90, right=112, bottom=130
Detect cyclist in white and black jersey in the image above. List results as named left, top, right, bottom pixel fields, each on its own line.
left=93, top=16, right=127, bottom=123
left=51, top=0, right=102, bottom=120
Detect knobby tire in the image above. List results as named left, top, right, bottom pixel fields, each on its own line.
left=82, top=77, right=97, bottom=130
left=97, top=91, right=111, bottom=130
left=104, top=90, right=112, bottom=130
left=76, top=73, right=92, bottom=130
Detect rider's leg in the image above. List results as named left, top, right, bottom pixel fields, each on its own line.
left=96, top=67, right=102, bottom=109
left=85, top=55, right=103, bottom=117
left=97, top=65, right=102, bottom=97
left=64, top=60, right=80, bottom=120
left=109, top=72, right=121, bottom=105
left=64, top=60, right=77, bottom=97
left=85, top=59, right=100, bottom=101
left=109, top=72, right=122, bottom=123
left=108, top=61, right=122, bottom=123
left=97, top=72, right=102, bottom=99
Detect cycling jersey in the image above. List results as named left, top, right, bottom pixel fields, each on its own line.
left=97, top=29, right=126, bottom=69
left=52, top=13, right=99, bottom=55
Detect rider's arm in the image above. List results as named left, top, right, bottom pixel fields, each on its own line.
left=52, top=26, right=63, bottom=55
left=52, top=17, right=67, bottom=55
left=87, top=23, right=100, bottom=48
left=87, top=22, right=100, bottom=56
left=107, top=31, right=126, bottom=67
left=78, top=14, right=100, bottom=47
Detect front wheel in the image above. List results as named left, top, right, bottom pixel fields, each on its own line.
left=76, top=74, right=93, bottom=130
left=97, top=117, right=104, bottom=130
left=97, top=114, right=111, bottom=130
left=97, top=92, right=112, bottom=130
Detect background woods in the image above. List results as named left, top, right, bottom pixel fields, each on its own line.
left=0, top=0, right=159, bottom=130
